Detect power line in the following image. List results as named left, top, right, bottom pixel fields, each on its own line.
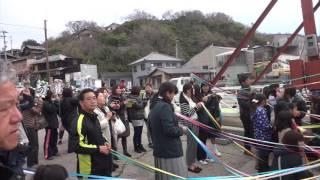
left=0, top=22, right=62, bottom=34
left=0, top=22, right=43, bottom=30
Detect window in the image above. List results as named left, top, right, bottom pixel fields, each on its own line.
left=73, top=59, right=78, bottom=65
left=133, top=66, right=137, bottom=72
left=141, top=63, right=145, bottom=71
left=154, top=63, right=162, bottom=67
left=202, top=65, right=209, bottom=70
left=170, top=80, right=178, bottom=86
left=172, top=63, right=177, bottom=67
left=166, top=62, right=170, bottom=67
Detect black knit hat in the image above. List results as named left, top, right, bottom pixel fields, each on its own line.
left=237, top=73, right=251, bottom=84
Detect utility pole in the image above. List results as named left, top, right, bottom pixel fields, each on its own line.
left=44, top=19, right=51, bottom=84
left=1, top=30, right=8, bottom=62
left=175, top=39, right=179, bottom=58
left=10, top=36, right=13, bottom=55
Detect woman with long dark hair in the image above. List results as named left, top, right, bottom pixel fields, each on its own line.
left=197, top=83, right=222, bottom=165
left=180, top=83, right=202, bottom=173
left=108, top=85, right=131, bottom=157
left=149, top=82, right=187, bottom=180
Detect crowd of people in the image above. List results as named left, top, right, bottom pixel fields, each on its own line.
left=0, top=58, right=319, bottom=180
left=237, top=73, right=313, bottom=179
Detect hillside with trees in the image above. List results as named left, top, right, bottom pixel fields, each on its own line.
left=46, top=10, right=270, bottom=72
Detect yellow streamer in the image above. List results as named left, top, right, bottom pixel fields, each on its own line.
left=111, top=150, right=186, bottom=179
left=200, top=102, right=264, bottom=162
left=200, top=102, right=221, bottom=129
left=300, top=124, right=320, bottom=129
left=233, top=141, right=265, bottom=162
left=302, top=174, right=320, bottom=180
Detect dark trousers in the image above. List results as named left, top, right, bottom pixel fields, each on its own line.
left=257, top=148, right=270, bottom=173
left=77, top=154, right=113, bottom=179
left=25, top=127, right=39, bottom=167
left=117, top=137, right=128, bottom=153
left=93, top=154, right=113, bottom=177
left=44, top=128, right=58, bottom=159
left=63, top=128, right=73, bottom=153
left=240, top=114, right=252, bottom=151
left=133, top=126, right=143, bottom=147
left=144, top=119, right=153, bottom=144
left=197, top=129, right=207, bottom=161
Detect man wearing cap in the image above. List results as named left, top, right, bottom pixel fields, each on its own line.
left=237, top=73, right=255, bottom=152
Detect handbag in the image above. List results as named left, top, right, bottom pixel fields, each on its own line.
left=144, top=100, right=150, bottom=120
left=35, top=114, right=48, bottom=130
left=114, top=116, right=126, bottom=135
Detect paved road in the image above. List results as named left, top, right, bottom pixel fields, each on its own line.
left=27, top=124, right=255, bottom=180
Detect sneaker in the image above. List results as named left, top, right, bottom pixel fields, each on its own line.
left=199, top=160, right=208, bottom=165
left=134, top=149, right=142, bottom=153
left=113, top=163, right=119, bottom=169
left=46, top=156, right=54, bottom=160
left=205, top=158, right=215, bottom=163
left=213, top=146, right=221, bottom=157
left=124, top=152, right=132, bottom=157
left=139, top=145, right=147, bottom=152
left=113, top=156, right=119, bottom=160
left=188, top=167, right=202, bottom=173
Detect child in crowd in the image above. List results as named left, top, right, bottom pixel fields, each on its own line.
left=251, top=94, right=273, bottom=172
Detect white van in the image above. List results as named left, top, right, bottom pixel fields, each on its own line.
left=169, top=77, right=191, bottom=93
left=169, top=77, right=191, bottom=105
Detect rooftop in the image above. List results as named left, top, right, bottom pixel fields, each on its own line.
left=31, top=54, right=69, bottom=64
left=128, top=52, right=183, bottom=66
left=149, top=67, right=209, bottom=76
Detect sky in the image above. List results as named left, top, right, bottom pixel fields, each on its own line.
left=0, top=0, right=319, bottom=49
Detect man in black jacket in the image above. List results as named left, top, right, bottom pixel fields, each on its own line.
left=284, top=87, right=307, bottom=126
left=71, top=88, right=112, bottom=177
left=237, top=73, right=255, bottom=152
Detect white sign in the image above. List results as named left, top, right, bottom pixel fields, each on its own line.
left=80, top=64, right=98, bottom=79
left=95, top=80, right=102, bottom=88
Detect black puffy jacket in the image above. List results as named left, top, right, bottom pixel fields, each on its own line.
left=60, top=97, right=78, bottom=131
left=42, top=100, right=59, bottom=129
left=126, top=95, right=145, bottom=121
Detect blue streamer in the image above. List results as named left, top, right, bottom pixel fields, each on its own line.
left=23, top=169, right=133, bottom=179
left=186, top=128, right=242, bottom=177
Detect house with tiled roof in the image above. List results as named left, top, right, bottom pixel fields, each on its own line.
left=128, top=52, right=184, bottom=86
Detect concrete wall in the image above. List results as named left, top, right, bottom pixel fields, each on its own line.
left=215, top=50, right=254, bottom=84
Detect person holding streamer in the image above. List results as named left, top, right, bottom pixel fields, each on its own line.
left=180, top=83, right=202, bottom=172
left=149, top=82, right=188, bottom=180
left=71, top=88, right=112, bottom=177
left=251, top=94, right=272, bottom=172
left=196, top=83, right=222, bottom=165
